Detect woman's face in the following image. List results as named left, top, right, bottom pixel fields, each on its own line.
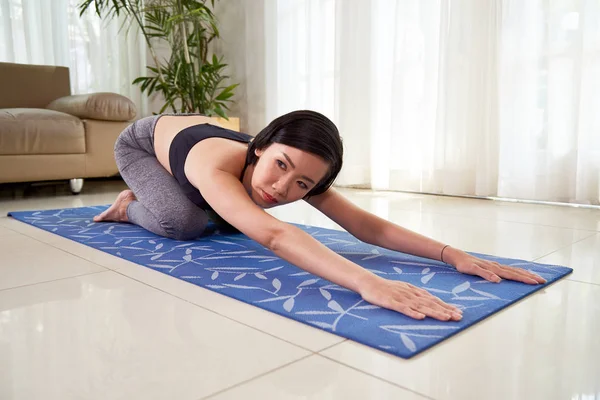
left=250, top=143, right=330, bottom=208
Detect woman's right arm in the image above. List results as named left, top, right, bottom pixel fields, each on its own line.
left=189, top=167, right=369, bottom=287
left=189, top=167, right=462, bottom=321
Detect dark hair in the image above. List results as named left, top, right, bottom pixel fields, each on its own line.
left=246, top=110, right=343, bottom=197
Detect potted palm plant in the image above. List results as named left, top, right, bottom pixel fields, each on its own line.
left=78, top=0, right=239, bottom=129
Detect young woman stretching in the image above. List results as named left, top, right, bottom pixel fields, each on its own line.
left=94, top=110, right=546, bottom=321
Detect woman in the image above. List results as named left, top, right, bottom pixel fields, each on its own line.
left=95, top=110, right=546, bottom=321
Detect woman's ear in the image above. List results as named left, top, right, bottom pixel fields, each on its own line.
left=254, top=148, right=264, bottom=157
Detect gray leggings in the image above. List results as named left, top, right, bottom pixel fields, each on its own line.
left=114, top=115, right=209, bottom=240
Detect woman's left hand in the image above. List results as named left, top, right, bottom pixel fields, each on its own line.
left=445, top=247, right=546, bottom=285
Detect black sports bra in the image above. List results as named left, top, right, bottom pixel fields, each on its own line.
left=168, top=123, right=253, bottom=208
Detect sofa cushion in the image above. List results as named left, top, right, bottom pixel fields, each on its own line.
left=46, top=93, right=136, bottom=122
left=0, top=108, right=85, bottom=155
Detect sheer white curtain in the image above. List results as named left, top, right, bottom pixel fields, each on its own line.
left=0, top=0, right=147, bottom=115
left=499, top=0, right=600, bottom=204
left=217, top=0, right=600, bottom=205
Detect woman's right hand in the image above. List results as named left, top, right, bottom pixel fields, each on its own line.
left=358, top=276, right=463, bottom=321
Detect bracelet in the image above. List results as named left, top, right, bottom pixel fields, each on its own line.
left=440, top=245, right=450, bottom=263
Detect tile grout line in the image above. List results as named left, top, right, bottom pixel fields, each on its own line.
left=1, top=222, right=140, bottom=272
left=564, top=278, right=600, bottom=287
left=314, top=339, right=349, bottom=354
left=0, top=220, right=117, bottom=267
left=199, top=351, right=435, bottom=400
left=0, top=270, right=109, bottom=293
left=109, top=267, right=337, bottom=355
left=318, top=351, right=437, bottom=400
left=198, top=353, right=314, bottom=400
left=532, top=231, right=598, bottom=262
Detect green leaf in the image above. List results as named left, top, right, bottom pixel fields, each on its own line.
left=213, top=104, right=226, bottom=119
left=215, top=91, right=234, bottom=101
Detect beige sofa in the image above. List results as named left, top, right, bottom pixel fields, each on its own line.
left=0, top=62, right=137, bottom=193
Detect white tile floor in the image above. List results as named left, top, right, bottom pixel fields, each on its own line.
left=0, top=180, right=598, bottom=400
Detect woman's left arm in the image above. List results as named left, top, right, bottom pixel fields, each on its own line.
left=307, top=189, right=546, bottom=285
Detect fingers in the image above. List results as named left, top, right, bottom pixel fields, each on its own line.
left=478, top=261, right=546, bottom=285
left=382, top=258, right=548, bottom=321
left=414, top=289, right=462, bottom=315
left=468, top=263, right=502, bottom=283
left=414, top=304, right=462, bottom=321
left=495, top=264, right=546, bottom=284
left=361, top=280, right=464, bottom=321
left=394, top=303, right=426, bottom=320
left=394, top=291, right=463, bottom=322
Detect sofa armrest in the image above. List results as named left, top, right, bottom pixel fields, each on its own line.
left=46, top=92, right=136, bottom=122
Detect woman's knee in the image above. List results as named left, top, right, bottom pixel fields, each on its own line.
left=167, top=226, right=206, bottom=240
left=159, top=210, right=208, bottom=240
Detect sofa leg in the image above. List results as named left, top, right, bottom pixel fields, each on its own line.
left=69, top=178, right=84, bottom=194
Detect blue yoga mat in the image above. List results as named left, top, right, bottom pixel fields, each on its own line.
left=8, top=206, right=572, bottom=359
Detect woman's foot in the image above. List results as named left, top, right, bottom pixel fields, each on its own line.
left=93, top=190, right=136, bottom=223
